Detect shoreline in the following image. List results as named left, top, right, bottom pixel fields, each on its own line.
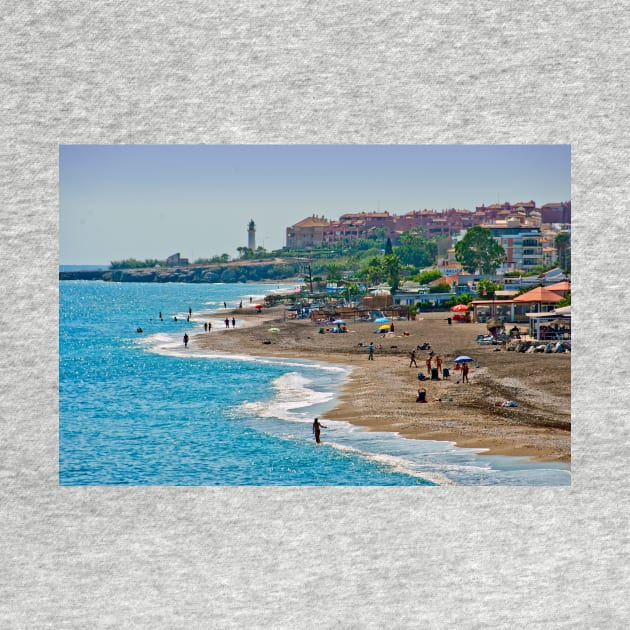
left=193, top=306, right=571, bottom=465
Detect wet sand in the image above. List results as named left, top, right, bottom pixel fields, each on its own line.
left=193, top=307, right=571, bottom=463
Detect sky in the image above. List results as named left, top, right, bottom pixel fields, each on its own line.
left=59, top=144, right=571, bottom=265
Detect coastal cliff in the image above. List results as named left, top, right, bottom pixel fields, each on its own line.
left=59, top=261, right=301, bottom=283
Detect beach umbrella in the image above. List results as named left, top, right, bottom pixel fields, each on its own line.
left=454, top=355, right=473, bottom=363
left=253, top=303, right=264, bottom=309
left=378, top=324, right=391, bottom=332
left=374, top=317, right=390, bottom=323
left=333, top=319, right=346, bottom=325
left=450, top=304, right=468, bottom=312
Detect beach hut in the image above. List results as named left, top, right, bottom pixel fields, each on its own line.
left=513, top=286, right=564, bottom=313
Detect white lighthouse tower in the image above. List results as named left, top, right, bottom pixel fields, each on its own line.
left=247, top=219, right=256, bottom=250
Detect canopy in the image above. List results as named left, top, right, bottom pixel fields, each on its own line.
left=513, top=287, right=563, bottom=303
left=374, top=317, right=390, bottom=323
left=450, top=304, right=468, bottom=312
left=454, top=355, right=473, bottom=363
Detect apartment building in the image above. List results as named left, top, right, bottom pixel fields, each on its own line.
left=286, top=215, right=330, bottom=249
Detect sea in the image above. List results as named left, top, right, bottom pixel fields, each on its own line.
left=59, top=279, right=571, bottom=486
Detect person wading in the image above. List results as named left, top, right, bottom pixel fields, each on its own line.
left=312, top=417, right=327, bottom=444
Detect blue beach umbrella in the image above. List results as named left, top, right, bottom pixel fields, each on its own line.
left=454, top=355, right=473, bottom=363
left=374, top=317, right=390, bottom=323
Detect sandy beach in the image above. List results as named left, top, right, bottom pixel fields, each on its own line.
left=193, top=306, right=571, bottom=464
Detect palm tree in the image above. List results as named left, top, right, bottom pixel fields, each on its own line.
left=383, top=253, right=401, bottom=293
left=554, top=232, right=571, bottom=272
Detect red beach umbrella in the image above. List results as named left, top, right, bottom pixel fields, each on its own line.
left=450, top=304, right=468, bottom=312
left=253, top=304, right=264, bottom=309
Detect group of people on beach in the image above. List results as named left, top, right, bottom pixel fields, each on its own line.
left=174, top=300, right=243, bottom=348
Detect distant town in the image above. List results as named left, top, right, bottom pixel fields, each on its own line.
left=61, top=199, right=571, bottom=315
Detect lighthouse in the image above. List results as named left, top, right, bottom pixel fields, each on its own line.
left=247, top=219, right=256, bottom=250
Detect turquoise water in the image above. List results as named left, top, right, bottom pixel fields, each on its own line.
left=59, top=281, right=570, bottom=486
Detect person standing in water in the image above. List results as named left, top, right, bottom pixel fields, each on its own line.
left=312, top=417, right=327, bottom=444
left=183, top=333, right=189, bottom=348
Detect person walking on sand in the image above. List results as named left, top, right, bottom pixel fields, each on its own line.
left=312, top=417, right=327, bottom=444
left=409, top=350, right=418, bottom=367
left=461, top=361, right=469, bottom=383
left=208, top=321, right=212, bottom=332
left=225, top=317, right=229, bottom=328
left=368, top=342, right=374, bottom=360
left=183, top=333, right=189, bottom=348
left=426, top=355, right=432, bottom=373
left=436, top=355, right=442, bottom=375
left=231, top=317, right=236, bottom=328
left=204, top=322, right=208, bottom=332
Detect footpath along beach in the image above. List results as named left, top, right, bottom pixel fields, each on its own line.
left=194, top=306, right=571, bottom=464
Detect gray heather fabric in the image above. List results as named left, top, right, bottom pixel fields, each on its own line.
left=1, top=2, right=628, bottom=628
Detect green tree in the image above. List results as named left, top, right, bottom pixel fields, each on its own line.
left=383, top=253, right=401, bottom=293
left=236, top=246, right=254, bottom=259
left=325, top=263, right=342, bottom=283
left=557, top=293, right=571, bottom=307
left=395, top=229, right=437, bottom=268
left=555, top=232, right=571, bottom=272
left=342, top=282, right=361, bottom=301
left=456, top=292, right=474, bottom=305
left=429, top=282, right=451, bottom=294
left=476, top=279, right=502, bottom=299
left=454, top=226, right=506, bottom=274
left=360, top=257, right=385, bottom=285
left=415, top=269, right=443, bottom=284
left=384, top=237, right=393, bottom=256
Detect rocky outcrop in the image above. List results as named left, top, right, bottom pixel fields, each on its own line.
left=60, top=262, right=301, bottom=284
